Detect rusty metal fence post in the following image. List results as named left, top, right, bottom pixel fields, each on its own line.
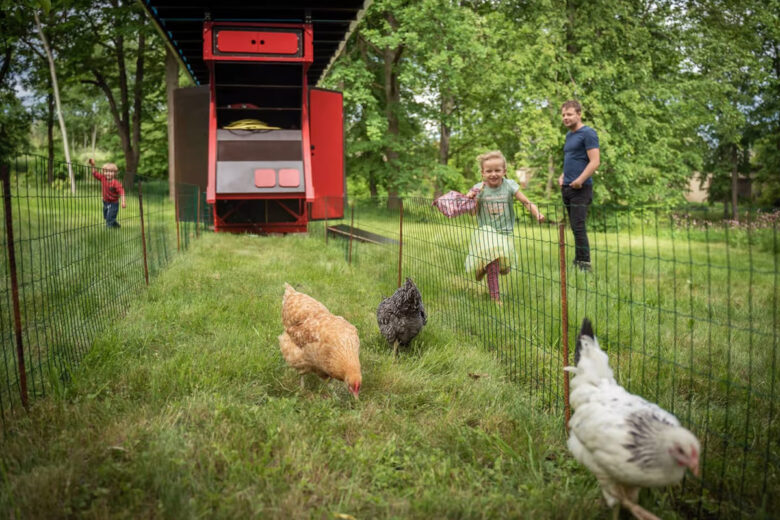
left=1, top=165, right=28, bottom=408
left=559, top=220, right=570, bottom=431
left=138, top=179, right=149, bottom=286
left=398, top=198, right=403, bottom=288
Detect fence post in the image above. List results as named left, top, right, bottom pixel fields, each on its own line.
left=138, top=179, right=150, bottom=286
left=348, top=201, right=354, bottom=266
left=398, top=198, right=403, bottom=288
left=1, top=165, right=28, bottom=409
left=175, top=187, right=181, bottom=252
left=196, top=186, right=201, bottom=237
left=559, top=221, right=570, bottom=431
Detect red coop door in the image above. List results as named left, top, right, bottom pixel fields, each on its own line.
left=309, top=88, right=345, bottom=220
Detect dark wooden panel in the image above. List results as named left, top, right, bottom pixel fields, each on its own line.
left=218, top=140, right=302, bottom=161
left=173, top=85, right=209, bottom=189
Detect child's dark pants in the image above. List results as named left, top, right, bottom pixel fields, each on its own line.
left=103, top=201, right=120, bottom=228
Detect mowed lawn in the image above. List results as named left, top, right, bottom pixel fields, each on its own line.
left=0, top=232, right=694, bottom=519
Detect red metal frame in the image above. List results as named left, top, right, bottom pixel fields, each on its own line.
left=203, top=20, right=343, bottom=234
left=203, top=22, right=313, bottom=64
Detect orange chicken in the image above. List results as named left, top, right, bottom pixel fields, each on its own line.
left=278, top=283, right=362, bottom=398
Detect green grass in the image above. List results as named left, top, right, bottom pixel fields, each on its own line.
left=0, top=231, right=685, bottom=520
left=318, top=198, right=779, bottom=518
left=1, top=192, right=776, bottom=518
left=0, top=173, right=186, bottom=411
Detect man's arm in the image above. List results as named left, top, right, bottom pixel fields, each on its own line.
left=569, top=147, right=600, bottom=189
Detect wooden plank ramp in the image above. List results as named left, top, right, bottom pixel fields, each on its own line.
left=326, top=224, right=398, bottom=245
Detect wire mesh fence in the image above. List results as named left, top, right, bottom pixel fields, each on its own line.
left=311, top=195, right=778, bottom=519
left=0, top=154, right=206, bottom=426
left=1, top=168, right=776, bottom=517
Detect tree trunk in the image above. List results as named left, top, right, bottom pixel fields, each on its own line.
left=91, top=124, right=97, bottom=154
left=127, top=28, right=146, bottom=188
left=0, top=46, right=11, bottom=88
left=165, top=47, right=179, bottom=200
left=382, top=12, right=403, bottom=210
left=383, top=11, right=404, bottom=209
left=565, top=0, right=578, bottom=56
left=91, top=16, right=145, bottom=189
left=369, top=173, right=378, bottom=200
left=47, top=92, right=54, bottom=183
left=34, top=11, right=74, bottom=193
left=435, top=94, right=454, bottom=198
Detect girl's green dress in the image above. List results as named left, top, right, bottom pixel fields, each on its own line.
left=464, top=179, right=519, bottom=280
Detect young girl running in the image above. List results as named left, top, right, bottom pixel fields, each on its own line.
left=465, top=150, right=545, bottom=303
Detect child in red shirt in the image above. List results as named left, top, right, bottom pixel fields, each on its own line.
left=89, top=158, right=126, bottom=228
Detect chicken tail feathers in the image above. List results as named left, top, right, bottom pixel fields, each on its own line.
left=571, top=317, right=615, bottom=384
left=283, top=283, right=296, bottom=303
left=575, top=317, right=594, bottom=365
left=278, top=332, right=305, bottom=369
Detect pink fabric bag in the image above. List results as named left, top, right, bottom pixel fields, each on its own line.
left=432, top=190, right=477, bottom=218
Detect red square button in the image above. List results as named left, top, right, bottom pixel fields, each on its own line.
left=254, top=169, right=276, bottom=188
left=278, top=168, right=300, bottom=187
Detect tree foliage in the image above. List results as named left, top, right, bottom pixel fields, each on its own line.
left=3, top=0, right=777, bottom=210
left=324, top=0, right=779, bottom=209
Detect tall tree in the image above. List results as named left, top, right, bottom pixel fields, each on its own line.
left=33, top=6, right=75, bottom=192
left=403, top=0, right=494, bottom=196
left=0, top=2, right=32, bottom=165
left=165, top=46, right=178, bottom=199
left=64, top=0, right=160, bottom=187
left=323, top=0, right=420, bottom=204
left=685, top=0, right=765, bottom=218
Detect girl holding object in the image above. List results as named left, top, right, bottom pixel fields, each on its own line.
left=464, top=150, right=545, bottom=303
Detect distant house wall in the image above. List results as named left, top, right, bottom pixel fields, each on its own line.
left=514, top=168, right=534, bottom=189
left=685, top=172, right=712, bottom=203
left=685, top=171, right=754, bottom=203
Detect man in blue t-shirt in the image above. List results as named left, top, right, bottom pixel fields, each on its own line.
left=558, top=100, right=600, bottom=272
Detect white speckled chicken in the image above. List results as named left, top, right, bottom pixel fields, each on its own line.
left=278, top=283, right=362, bottom=399
left=565, top=318, right=700, bottom=520
left=376, top=277, right=427, bottom=357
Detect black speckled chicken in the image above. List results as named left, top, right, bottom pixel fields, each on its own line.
left=376, top=277, right=427, bottom=357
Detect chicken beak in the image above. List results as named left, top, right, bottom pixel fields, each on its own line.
left=690, top=459, right=700, bottom=477
left=349, top=386, right=360, bottom=400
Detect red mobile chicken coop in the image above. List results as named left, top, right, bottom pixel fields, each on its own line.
left=140, top=1, right=370, bottom=233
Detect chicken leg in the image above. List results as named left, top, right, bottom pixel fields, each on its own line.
left=622, top=500, right=661, bottom=520
left=393, top=340, right=399, bottom=359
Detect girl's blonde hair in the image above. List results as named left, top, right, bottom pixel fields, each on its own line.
left=477, top=150, right=507, bottom=171
left=101, top=163, right=118, bottom=173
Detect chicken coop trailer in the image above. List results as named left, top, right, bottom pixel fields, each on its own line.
left=141, top=1, right=370, bottom=233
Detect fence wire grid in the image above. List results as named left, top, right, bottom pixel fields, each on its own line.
left=309, top=196, right=778, bottom=519
left=0, top=154, right=206, bottom=425
left=2, top=161, right=778, bottom=519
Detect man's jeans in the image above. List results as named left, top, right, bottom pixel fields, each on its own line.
left=561, top=185, right=592, bottom=263
left=103, top=201, right=120, bottom=227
